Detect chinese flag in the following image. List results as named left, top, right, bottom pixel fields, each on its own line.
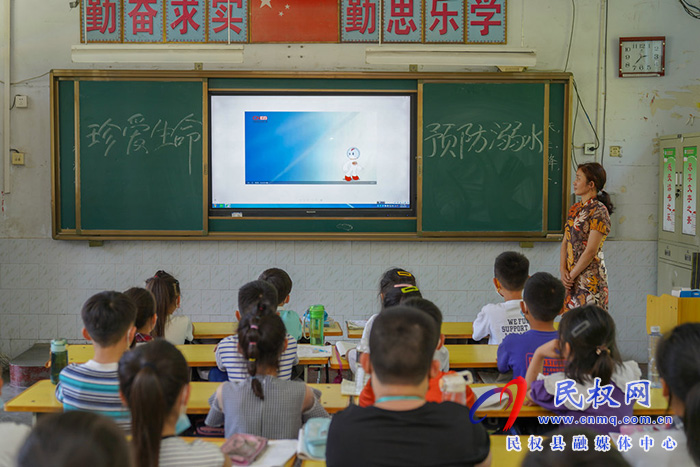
left=251, top=0, right=338, bottom=42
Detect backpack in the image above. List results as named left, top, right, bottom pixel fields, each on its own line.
left=280, top=309, right=303, bottom=341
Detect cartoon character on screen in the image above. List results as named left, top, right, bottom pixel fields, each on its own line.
left=343, top=147, right=363, bottom=182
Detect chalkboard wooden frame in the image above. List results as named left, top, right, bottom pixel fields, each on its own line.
left=51, top=70, right=571, bottom=241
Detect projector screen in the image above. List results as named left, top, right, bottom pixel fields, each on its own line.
left=210, top=93, right=415, bottom=215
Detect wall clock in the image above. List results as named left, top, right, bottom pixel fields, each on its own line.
left=619, top=36, right=665, bottom=77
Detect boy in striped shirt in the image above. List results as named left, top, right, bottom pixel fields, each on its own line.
left=55, top=291, right=137, bottom=431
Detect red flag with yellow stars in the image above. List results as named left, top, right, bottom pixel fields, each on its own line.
left=250, top=0, right=339, bottom=42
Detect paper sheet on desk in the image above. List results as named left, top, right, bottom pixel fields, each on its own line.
left=297, top=345, right=333, bottom=358
left=248, top=439, right=297, bottom=466
left=347, top=320, right=367, bottom=330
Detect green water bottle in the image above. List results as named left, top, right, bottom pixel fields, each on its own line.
left=309, top=305, right=325, bottom=346
left=50, top=338, right=68, bottom=385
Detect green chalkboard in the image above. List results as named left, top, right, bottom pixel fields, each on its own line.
left=420, top=81, right=564, bottom=234
left=58, top=80, right=76, bottom=231
left=52, top=71, right=570, bottom=240
left=77, top=80, right=204, bottom=233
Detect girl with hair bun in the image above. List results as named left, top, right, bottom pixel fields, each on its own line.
left=205, top=310, right=329, bottom=439
left=560, top=162, right=614, bottom=310
left=526, top=304, right=641, bottom=434
left=145, top=270, right=193, bottom=345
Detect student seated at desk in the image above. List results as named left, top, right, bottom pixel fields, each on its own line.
left=17, top=411, right=133, bottom=467
left=119, top=340, right=229, bottom=467
left=497, top=272, right=566, bottom=379
left=473, top=251, right=530, bottom=345
left=215, top=280, right=299, bottom=381
left=622, top=323, right=700, bottom=467
left=526, top=304, right=641, bottom=434
left=146, top=270, right=193, bottom=346
left=327, top=306, right=491, bottom=467
left=359, top=297, right=475, bottom=408
left=55, top=291, right=136, bottom=431
left=205, top=310, right=329, bottom=439
left=259, top=267, right=302, bottom=341
left=124, top=287, right=157, bottom=346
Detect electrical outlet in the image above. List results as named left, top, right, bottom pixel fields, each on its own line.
left=610, top=146, right=622, bottom=157
left=11, top=152, right=25, bottom=165
left=14, top=95, right=28, bottom=108
left=584, top=143, right=596, bottom=155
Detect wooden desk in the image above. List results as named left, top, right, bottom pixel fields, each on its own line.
left=4, top=380, right=350, bottom=416
left=346, top=321, right=474, bottom=340
left=329, top=344, right=498, bottom=370
left=67, top=344, right=330, bottom=367
left=192, top=322, right=344, bottom=340
left=196, top=435, right=526, bottom=467
left=192, top=322, right=237, bottom=339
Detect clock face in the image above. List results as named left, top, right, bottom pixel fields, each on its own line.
left=619, top=37, right=665, bottom=76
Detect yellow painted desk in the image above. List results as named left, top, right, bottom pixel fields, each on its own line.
left=330, top=344, right=498, bottom=370
left=210, top=435, right=527, bottom=467
left=4, top=380, right=350, bottom=417
left=347, top=321, right=474, bottom=339
left=192, top=321, right=344, bottom=340
left=67, top=344, right=330, bottom=367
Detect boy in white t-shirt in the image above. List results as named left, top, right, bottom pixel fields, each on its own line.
left=472, top=251, right=530, bottom=345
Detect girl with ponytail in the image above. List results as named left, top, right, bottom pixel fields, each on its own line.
left=560, top=162, right=613, bottom=310
left=525, top=304, right=641, bottom=434
left=118, top=340, right=228, bottom=467
left=215, top=280, right=299, bottom=381
left=145, top=270, right=193, bottom=345
left=623, top=323, right=700, bottom=466
left=205, top=309, right=329, bottom=438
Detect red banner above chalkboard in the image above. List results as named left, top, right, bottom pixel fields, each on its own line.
left=80, top=0, right=507, bottom=44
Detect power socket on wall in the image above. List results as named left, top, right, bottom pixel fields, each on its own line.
left=583, top=143, right=596, bottom=155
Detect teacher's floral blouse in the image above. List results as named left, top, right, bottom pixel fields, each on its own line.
left=564, top=198, right=611, bottom=310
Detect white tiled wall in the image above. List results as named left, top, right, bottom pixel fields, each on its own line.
left=0, top=239, right=656, bottom=362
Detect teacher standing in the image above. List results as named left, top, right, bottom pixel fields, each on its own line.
left=560, top=162, right=614, bottom=310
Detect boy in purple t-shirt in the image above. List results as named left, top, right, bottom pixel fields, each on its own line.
left=497, top=272, right=566, bottom=378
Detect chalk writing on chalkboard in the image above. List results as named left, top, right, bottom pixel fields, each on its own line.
left=424, top=121, right=544, bottom=159
left=84, top=113, right=202, bottom=174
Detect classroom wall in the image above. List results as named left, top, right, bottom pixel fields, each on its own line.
left=1, top=0, right=698, bottom=362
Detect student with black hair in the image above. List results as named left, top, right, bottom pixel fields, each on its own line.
left=258, top=267, right=302, bottom=341
left=526, top=304, right=641, bottom=434
left=622, top=323, right=700, bottom=466
left=359, top=298, right=476, bottom=408
left=17, top=411, right=134, bottom=467
left=215, top=280, right=299, bottom=381
left=473, top=251, right=530, bottom=345
left=327, top=306, right=491, bottom=467
left=205, top=311, right=329, bottom=438
left=119, top=340, right=228, bottom=467
left=350, top=268, right=418, bottom=374
left=498, top=272, right=566, bottom=378
left=55, top=291, right=136, bottom=431
left=145, top=270, right=193, bottom=345
left=124, top=287, right=157, bottom=346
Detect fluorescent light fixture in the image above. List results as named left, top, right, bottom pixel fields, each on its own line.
left=365, top=46, right=536, bottom=68
left=71, top=44, right=244, bottom=63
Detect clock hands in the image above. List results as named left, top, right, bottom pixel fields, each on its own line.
left=635, top=55, right=647, bottom=64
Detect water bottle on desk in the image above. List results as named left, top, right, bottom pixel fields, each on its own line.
left=50, top=338, right=68, bottom=385
left=440, top=373, right=471, bottom=405
left=309, top=305, right=325, bottom=346
left=648, top=326, right=662, bottom=389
